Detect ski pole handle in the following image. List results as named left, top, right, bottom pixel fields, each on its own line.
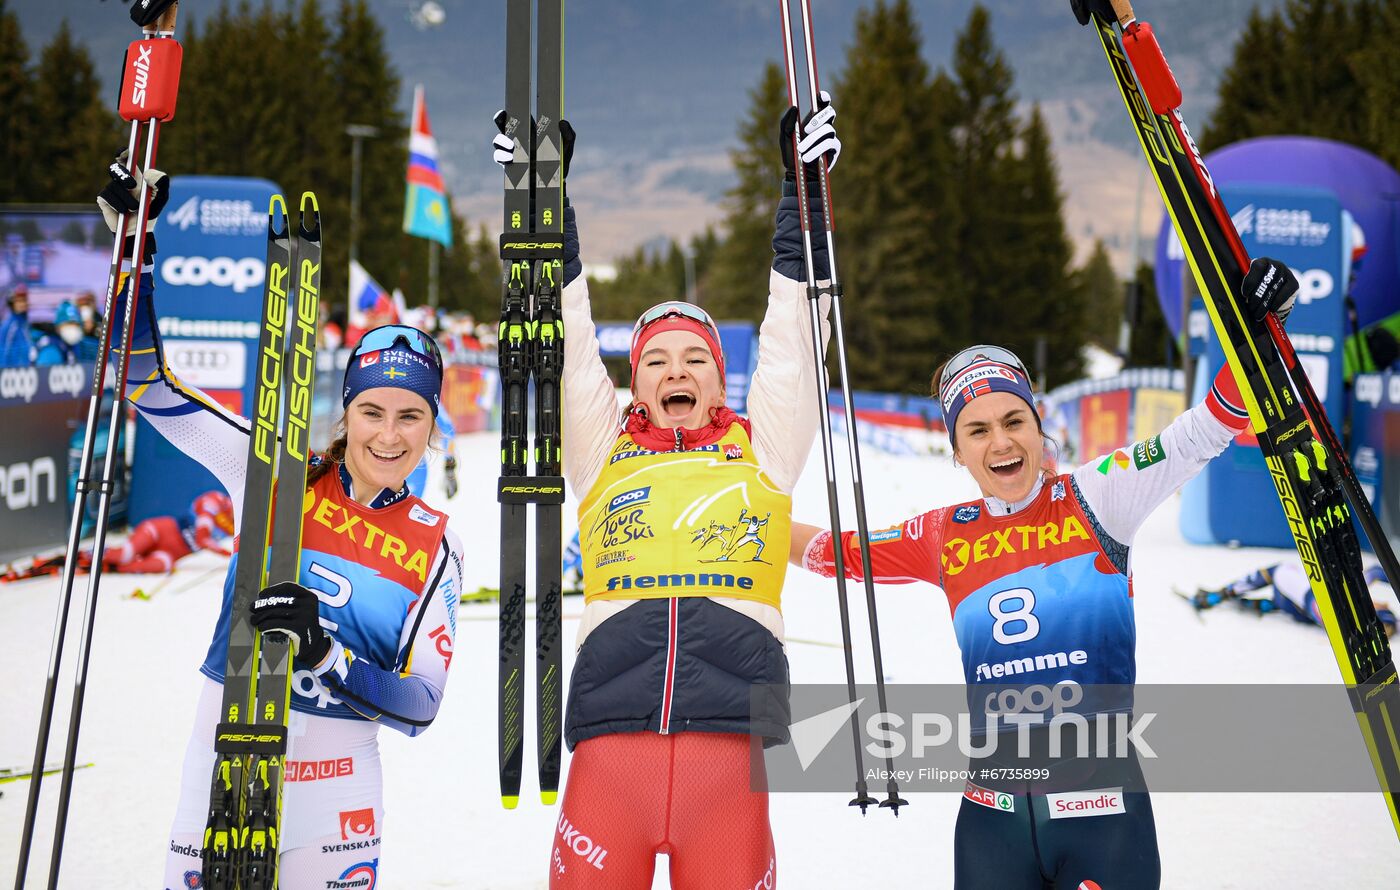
left=156, top=3, right=179, bottom=32
left=1110, top=0, right=1135, bottom=27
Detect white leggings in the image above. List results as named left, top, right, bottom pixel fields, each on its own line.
left=163, top=677, right=384, bottom=888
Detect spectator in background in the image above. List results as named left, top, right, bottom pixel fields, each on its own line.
left=319, top=298, right=344, bottom=350
left=344, top=293, right=398, bottom=348
left=75, top=290, right=102, bottom=339
left=36, top=301, right=100, bottom=364
left=0, top=284, right=36, bottom=367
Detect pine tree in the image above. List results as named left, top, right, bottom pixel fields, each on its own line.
left=1126, top=261, right=1173, bottom=368
left=702, top=61, right=787, bottom=323
left=948, top=4, right=1021, bottom=355
left=286, top=0, right=337, bottom=194
left=1200, top=8, right=1287, bottom=152
left=31, top=20, right=120, bottom=203
left=1280, top=0, right=1371, bottom=147
left=1071, top=239, right=1120, bottom=351
left=833, top=0, right=957, bottom=392
left=329, top=0, right=406, bottom=313
left=1005, top=106, right=1082, bottom=389
left=1354, top=0, right=1400, bottom=168
left=0, top=2, right=34, bottom=202
left=1201, top=0, right=1380, bottom=155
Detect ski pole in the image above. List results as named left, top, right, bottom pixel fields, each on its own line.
left=14, top=4, right=183, bottom=887
left=789, top=0, right=906, bottom=816
left=14, top=79, right=147, bottom=890
left=778, top=0, right=884, bottom=815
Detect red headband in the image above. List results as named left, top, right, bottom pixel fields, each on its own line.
left=629, top=316, right=726, bottom=385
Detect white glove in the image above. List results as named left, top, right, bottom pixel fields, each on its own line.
left=493, top=110, right=517, bottom=168
left=798, top=91, right=840, bottom=173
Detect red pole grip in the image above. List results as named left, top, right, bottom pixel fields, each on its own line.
left=1122, top=21, right=1182, bottom=114
left=118, top=38, right=183, bottom=122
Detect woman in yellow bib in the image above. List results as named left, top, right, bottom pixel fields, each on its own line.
left=543, top=104, right=840, bottom=889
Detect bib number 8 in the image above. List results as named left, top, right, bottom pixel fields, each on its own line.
left=988, top=587, right=1039, bottom=644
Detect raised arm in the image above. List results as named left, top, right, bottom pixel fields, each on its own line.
left=107, top=163, right=253, bottom=523
left=559, top=205, right=621, bottom=497
left=748, top=97, right=841, bottom=492
left=1073, top=258, right=1299, bottom=545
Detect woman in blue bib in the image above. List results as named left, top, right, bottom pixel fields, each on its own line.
left=790, top=259, right=1299, bottom=890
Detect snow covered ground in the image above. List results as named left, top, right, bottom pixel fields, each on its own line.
left=4, top=429, right=1398, bottom=887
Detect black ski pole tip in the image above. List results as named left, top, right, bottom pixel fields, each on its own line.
left=880, top=791, right=909, bottom=816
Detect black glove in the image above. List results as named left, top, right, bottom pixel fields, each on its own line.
left=249, top=581, right=332, bottom=668
left=130, top=0, right=178, bottom=27
left=97, top=152, right=170, bottom=262
left=1071, top=0, right=1117, bottom=27
left=1366, top=326, right=1400, bottom=370
left=779, top=91, right=840, bottom=184
left=492, top=111, right=575, bottom=181
left=443, top=454, right=459, bottom=499
left=1241, top=257, right=1299, bottom=328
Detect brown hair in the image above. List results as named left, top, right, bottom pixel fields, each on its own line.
left=306, top=414, right=349, bottom=488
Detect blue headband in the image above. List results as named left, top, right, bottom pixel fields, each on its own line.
left=342, top=345, right=441, bottom=415
left=940, top=360, right=1036, bottom=444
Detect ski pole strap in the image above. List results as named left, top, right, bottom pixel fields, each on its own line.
left=806, top=282, right=842, bottom=302
left=212, top=724, right=287, bottom=755
left=499, top=476, right=566, bottom=505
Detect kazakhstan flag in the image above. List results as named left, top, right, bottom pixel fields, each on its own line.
left=403, top=84, right=453, bottom=247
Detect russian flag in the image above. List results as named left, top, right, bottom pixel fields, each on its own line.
left=403, top=84, right=453, bottom=247
left=348, top=259, right=396, bottom=331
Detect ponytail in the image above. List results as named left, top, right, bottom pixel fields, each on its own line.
left=306, top=414, right=348, bottom=488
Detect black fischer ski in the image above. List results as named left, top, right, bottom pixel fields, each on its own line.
left=1073, top=0, right=1400, bottom=838
left=497, top=0, right=566, bottom=809
left=532, top=0, right=566, bottom=807
left=201, top=192, right=322, bottom=888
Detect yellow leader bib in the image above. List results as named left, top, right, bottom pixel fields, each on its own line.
left=580, top=424, right=791, bottom=609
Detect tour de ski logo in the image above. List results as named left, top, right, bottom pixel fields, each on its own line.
left=591, top=486, right=656, bottom=549
left=691, top=508, right=772, bottom=564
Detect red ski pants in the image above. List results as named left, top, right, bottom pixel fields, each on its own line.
left=549, top=731, right=776, bottom=889
left=103, top=516, right=190, bottom=573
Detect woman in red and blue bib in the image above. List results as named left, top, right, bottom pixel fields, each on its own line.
left=93, top=158, right=465, bottom=888
left=790, top=260, right=1299, bottom=889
